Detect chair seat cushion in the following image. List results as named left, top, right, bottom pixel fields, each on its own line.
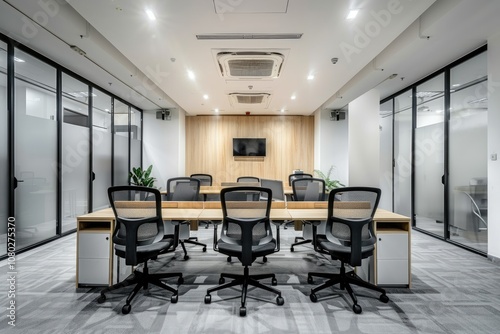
left=115, top=237, right=174, bottom=263
left=218, top=239, right=276, bottom=258
left=316, top=235, right=374, bottom=259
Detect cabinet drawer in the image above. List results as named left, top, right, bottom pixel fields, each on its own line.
left=78, top=232, right=111, bottom=259
left=78, top=258, right=110, bottom=285
left=377, top=259, right=409, bottom=285
left=377, top=232, right=408, bottom=260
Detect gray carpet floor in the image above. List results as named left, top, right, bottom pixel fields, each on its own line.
left=1, top=226, right=500, bottom=334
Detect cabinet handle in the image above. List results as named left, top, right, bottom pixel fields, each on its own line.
left=105, top=237, right=109, bottom=240
left=378, top=237, right=382, bottom=241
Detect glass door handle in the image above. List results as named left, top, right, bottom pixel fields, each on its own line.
left=441, top=174, right=445, bottom=185
left=14, top=177, right=24, bottom=189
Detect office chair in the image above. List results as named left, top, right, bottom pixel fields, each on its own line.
left=166, top=177, right=207, bottom=260
left=284, top=173, right=313, bottom=229
left=290, top=177, right=326, bottom=252
left=190, top=173, right=214, bottom=228
left=97, top=186, right=183, bottom=314
left=307, top=187, right=389, bottom=314
left=288, top=172, right=313, bottom=187
left=204, top=186, right=284, bottom=316
left=237, top=176, right=260, bottom=183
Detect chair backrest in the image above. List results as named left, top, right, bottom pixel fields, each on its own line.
left=288, top=173, right=313, bottom=186
left=220, top=186, right=273, bottom=265
left=108, top=185, right=164, bottom=266
left=237, top=176, right=260, bottom=183
left=166, top=177, right=200, bottom=201
left=190, top=173, right=213, bottom=186
left=291, top=177, right=326, bottom=201
left=260, top=178, right=285, bottom=201
left=325, top=187, right=381, bottom=266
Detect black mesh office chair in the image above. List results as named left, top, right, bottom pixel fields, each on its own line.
left=290, top=177, right=326, bottom=252
left=166, top=177, right=207, bottom=260
left=308, top=187, right=389, bottom=314
left=204, top=186, right=284, bottom=316
left=237, top=176, right=260, bottom=183
left=97, top=186, right=183, bottom=314
left=190, top=173, right=214, bottom=228
left=288, top=173, right=313, bottom=187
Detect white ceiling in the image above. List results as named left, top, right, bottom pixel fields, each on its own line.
left=1, top=0, right=500, bottom=116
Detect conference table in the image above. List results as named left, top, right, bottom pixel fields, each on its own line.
left=76, top=201, right=411, bottom=289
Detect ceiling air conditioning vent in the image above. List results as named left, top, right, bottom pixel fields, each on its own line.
left=217, top=52, right=284, bottom=79
left=229, top=93, right=271, bottom=108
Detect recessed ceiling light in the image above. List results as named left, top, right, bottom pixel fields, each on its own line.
left=214, top=108, right=219, bottom=113
left=346, top=9, right=359, bottom=20
left=280, top=108, right=285, bottom=113
left=187, top=70, right=195, bottom=80
left=13, top=57, right=25, bottom=63
left=452, top=83, right=461, bottom=87
left=145, top=9, right=156, bottom=21
left=307, top=74, right=314, bottom=80
left=291, top=95, right=296, bottom=100
left=203, top=94, right=209, bottom=100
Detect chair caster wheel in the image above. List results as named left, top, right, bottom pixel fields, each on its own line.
left=263, top=256, right=267, bottom=263
left=202, top=246, right=207, bottom=252
left=353, top=304, right=362, bottom=314
left=171, top=294, right=178, bottom=303
left=276, top=296, right=284, bottom=306
left=178, top=276, right=184, bottom=285
left=271, top=277, right=277, bottom=286
left=227, top=256, right=231, bottom=262
left=204, top=294, right=211, bottom=304
left=307, top=275, right=313, bottom=284
left=97, top=294, right=106, bottom=304
left=239, top=307, right=246, bottom=317
left=122, top=304, right=131, bottom=314
left=310, top=293, right=318, bottom=303
left=379, top=294, right=389, bottom=303
left=184, top=255, right=190, bottom=260
left=219, top=277, right=225, bottom=284
left=290, top=247, right=294, bottom=252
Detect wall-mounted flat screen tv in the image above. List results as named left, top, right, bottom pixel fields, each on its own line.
left=233, top=138, right=266, bottom=157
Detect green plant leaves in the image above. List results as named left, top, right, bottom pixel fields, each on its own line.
left=129, top=165, right=156, bottom=187
left=314, top=165, right=345, bottom=192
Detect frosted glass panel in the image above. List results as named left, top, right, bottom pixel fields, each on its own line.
left=62, top=73, right=89, bottom=233
left=393, top=90, right=412, bottom=217
left=62, top=123, right=89, bottom=232
left=414, top=74, right=445, bottom=237
left=14, top=49, right=57, bottom=249
left=379, top=100, right=393, bottom=211
left=92, top=88, right=112, bottom=210
left=130, top=107, right=141, bottom=175
left=449, top=52, right=487, bottom=253
left=114, top=136, right=129, bottom=186
left=114, top=100, right=129, bottom=186
left=0, top=41, right=7, bottom=256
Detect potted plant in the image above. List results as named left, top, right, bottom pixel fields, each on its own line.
left=314, top=165, right=345, bottom=192
left=129, top=165, right=156, bottom=188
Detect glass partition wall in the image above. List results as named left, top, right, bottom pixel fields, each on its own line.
left=0, top=41, right=7, bottom=256
left=448, top=52, right=488, bottom=252
left=414, top=74, right=445, bottom=237
left=61, top=73, right=90, bottom=233
left=380, top=47, right=487, bottom=254
left=0, top=35, right=143, bottom=258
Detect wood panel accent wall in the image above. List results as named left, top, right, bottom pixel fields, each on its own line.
left=186, top=115, right=314, bottom=186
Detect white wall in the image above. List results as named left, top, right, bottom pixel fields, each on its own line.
left=314, top=109, right=349, bottom=185
left=142, top=109, right=185, bottom=190
left=348, top=89, right=380, bottom=187
left=487, top=33, right=500, bottom=260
